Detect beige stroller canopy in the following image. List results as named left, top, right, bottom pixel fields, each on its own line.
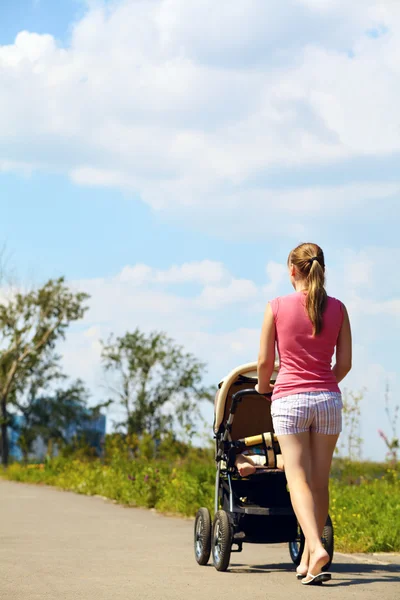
left=214, top=361, right=279, bottom=435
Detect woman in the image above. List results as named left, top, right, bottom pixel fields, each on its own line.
left=256, top=243, right=352, bottom=586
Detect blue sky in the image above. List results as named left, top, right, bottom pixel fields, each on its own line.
left=0, top=1, right=84, bottom=44
left=1, top=0, right=400, bottom=460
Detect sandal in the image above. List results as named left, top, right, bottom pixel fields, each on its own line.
left=301, top=572, right=332, bottom=585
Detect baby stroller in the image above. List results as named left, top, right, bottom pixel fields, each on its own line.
left=194, top=362, right=334, bottom=572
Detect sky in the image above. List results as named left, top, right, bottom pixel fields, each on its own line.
left=1, top=0, right=399, bottom=460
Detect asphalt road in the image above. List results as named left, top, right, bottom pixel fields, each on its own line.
left=1, top=479, right=399, bottom=600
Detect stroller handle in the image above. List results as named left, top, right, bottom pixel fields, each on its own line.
left=230, top=388, right=272, bottom=415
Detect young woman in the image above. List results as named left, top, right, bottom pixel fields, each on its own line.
left=256, top=243, right=352, bottom=586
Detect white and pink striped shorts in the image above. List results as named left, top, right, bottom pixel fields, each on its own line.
left=271, top=391, right=343, bottom=436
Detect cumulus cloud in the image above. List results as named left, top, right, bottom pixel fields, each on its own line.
left=61, top=260, right=268, bottom=415
left=1, top=0, right=400, bottom=238
left=119, top=260, right=230, bottom=286
left=0, top=160, right=33, bottom=175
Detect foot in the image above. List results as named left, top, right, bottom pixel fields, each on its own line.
left=237, top=462, right=256, bottom=477
left=302, top=548, right=329, bottom=583
left=296, top=540, right=309, bottom=577
left=296, top=563, right=308, bottom=578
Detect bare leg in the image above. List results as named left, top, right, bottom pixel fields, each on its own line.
left=299, top=433, right=338, bottom=576
left=235, top=454, right=256, bottom=477
left=277, top=433, right=329, bottom=580
left=310, top=432, right=339, bottom=539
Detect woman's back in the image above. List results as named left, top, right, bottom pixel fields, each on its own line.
left=271, top=292, right=343, bottom=400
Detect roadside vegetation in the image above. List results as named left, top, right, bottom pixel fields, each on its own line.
left=2, top=434, right=399, bottom=554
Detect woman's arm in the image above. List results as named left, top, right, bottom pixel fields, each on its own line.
left=257, top=302, right=276, bottom=394
left=332, top=304, right=352, bottom=384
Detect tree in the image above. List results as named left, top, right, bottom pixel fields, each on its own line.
left=10, top=349, right=67, bottom=462
left=101, top=329, right=212, bottom=438
left=0, top=278, right=89, bottom=466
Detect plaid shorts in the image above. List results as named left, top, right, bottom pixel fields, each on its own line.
left=271, top=391, right=343, bottom=436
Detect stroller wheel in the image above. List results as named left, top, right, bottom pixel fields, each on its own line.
left=288, top=524, right=305, bottom=566
left=212, top=510, right=232, bottom=572
left=321, top=514, right=334, bottom=571
left=289, top=515, right=334, bottom=570
left=194, top=508, right=212, bottom=565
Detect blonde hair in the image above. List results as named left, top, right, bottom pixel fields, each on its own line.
left=288, top=243, right=327, bottom=336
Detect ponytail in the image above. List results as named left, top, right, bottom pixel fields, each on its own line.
left=306, top=259, right=327, bottom=335
left=288, top=243, right=327, bottom=336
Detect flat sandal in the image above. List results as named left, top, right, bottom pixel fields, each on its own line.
left=301, top=572, right=332, bottom=585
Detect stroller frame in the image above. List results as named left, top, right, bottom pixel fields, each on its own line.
left=215, top=386, right=297, bottom=547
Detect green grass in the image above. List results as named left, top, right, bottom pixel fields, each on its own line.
left=2, top=451, right=399, bottom=554
left=330, top=469, right=400, bottom=552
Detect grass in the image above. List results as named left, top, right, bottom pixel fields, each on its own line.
left=1, top=441, right=399, bottom=554
left=330, top=473, right=400, bottom=552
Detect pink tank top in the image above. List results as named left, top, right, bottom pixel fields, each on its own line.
left=270, top=292, right=343, bottom=401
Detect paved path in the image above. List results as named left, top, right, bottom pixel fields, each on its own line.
left=1, top=480, right=399, bottom=600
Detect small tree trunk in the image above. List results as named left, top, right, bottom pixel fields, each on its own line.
left=1, top=397, right=9, bottom=467
left=47, top=438, right=53, bottom=458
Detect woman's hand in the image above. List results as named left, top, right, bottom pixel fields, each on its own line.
left=255, top=382, right=274, bottom=396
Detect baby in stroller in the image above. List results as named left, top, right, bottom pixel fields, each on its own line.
left=235, top=451, right=284, bottom=476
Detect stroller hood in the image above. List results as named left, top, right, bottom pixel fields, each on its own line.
left=214, top=361, right=279, bottom=434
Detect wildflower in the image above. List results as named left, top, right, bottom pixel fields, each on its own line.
left=378, top=429, right=388, bottom=442
left=128, top=475, right=136, bottom=482
left=144, top=474, right=149, bottom=482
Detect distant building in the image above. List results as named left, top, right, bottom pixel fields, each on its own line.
left=8, top=412, right=106, bottom=460
left=65, top=413, right=107, bottom=455
left=9, top=415, right=24, bottom=461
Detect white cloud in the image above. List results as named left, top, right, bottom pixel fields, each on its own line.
left=349, top=296, right=400, bottom=318
left=154, top=261, right=229, bottom=285
left=1, top=0, right=400, bottom=237
left=61, top=261, right=265, bottom=413
left=0, top=160, right=33, bottom=176
left=118, top=261, right=231, bottom=286
left=197, top=278, right=258, bottom=310
left=332, top=247, right=400, bottom=300
left=262, top=261, right=288, bottom=299
left=343, top=250, right=375, bottom=288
